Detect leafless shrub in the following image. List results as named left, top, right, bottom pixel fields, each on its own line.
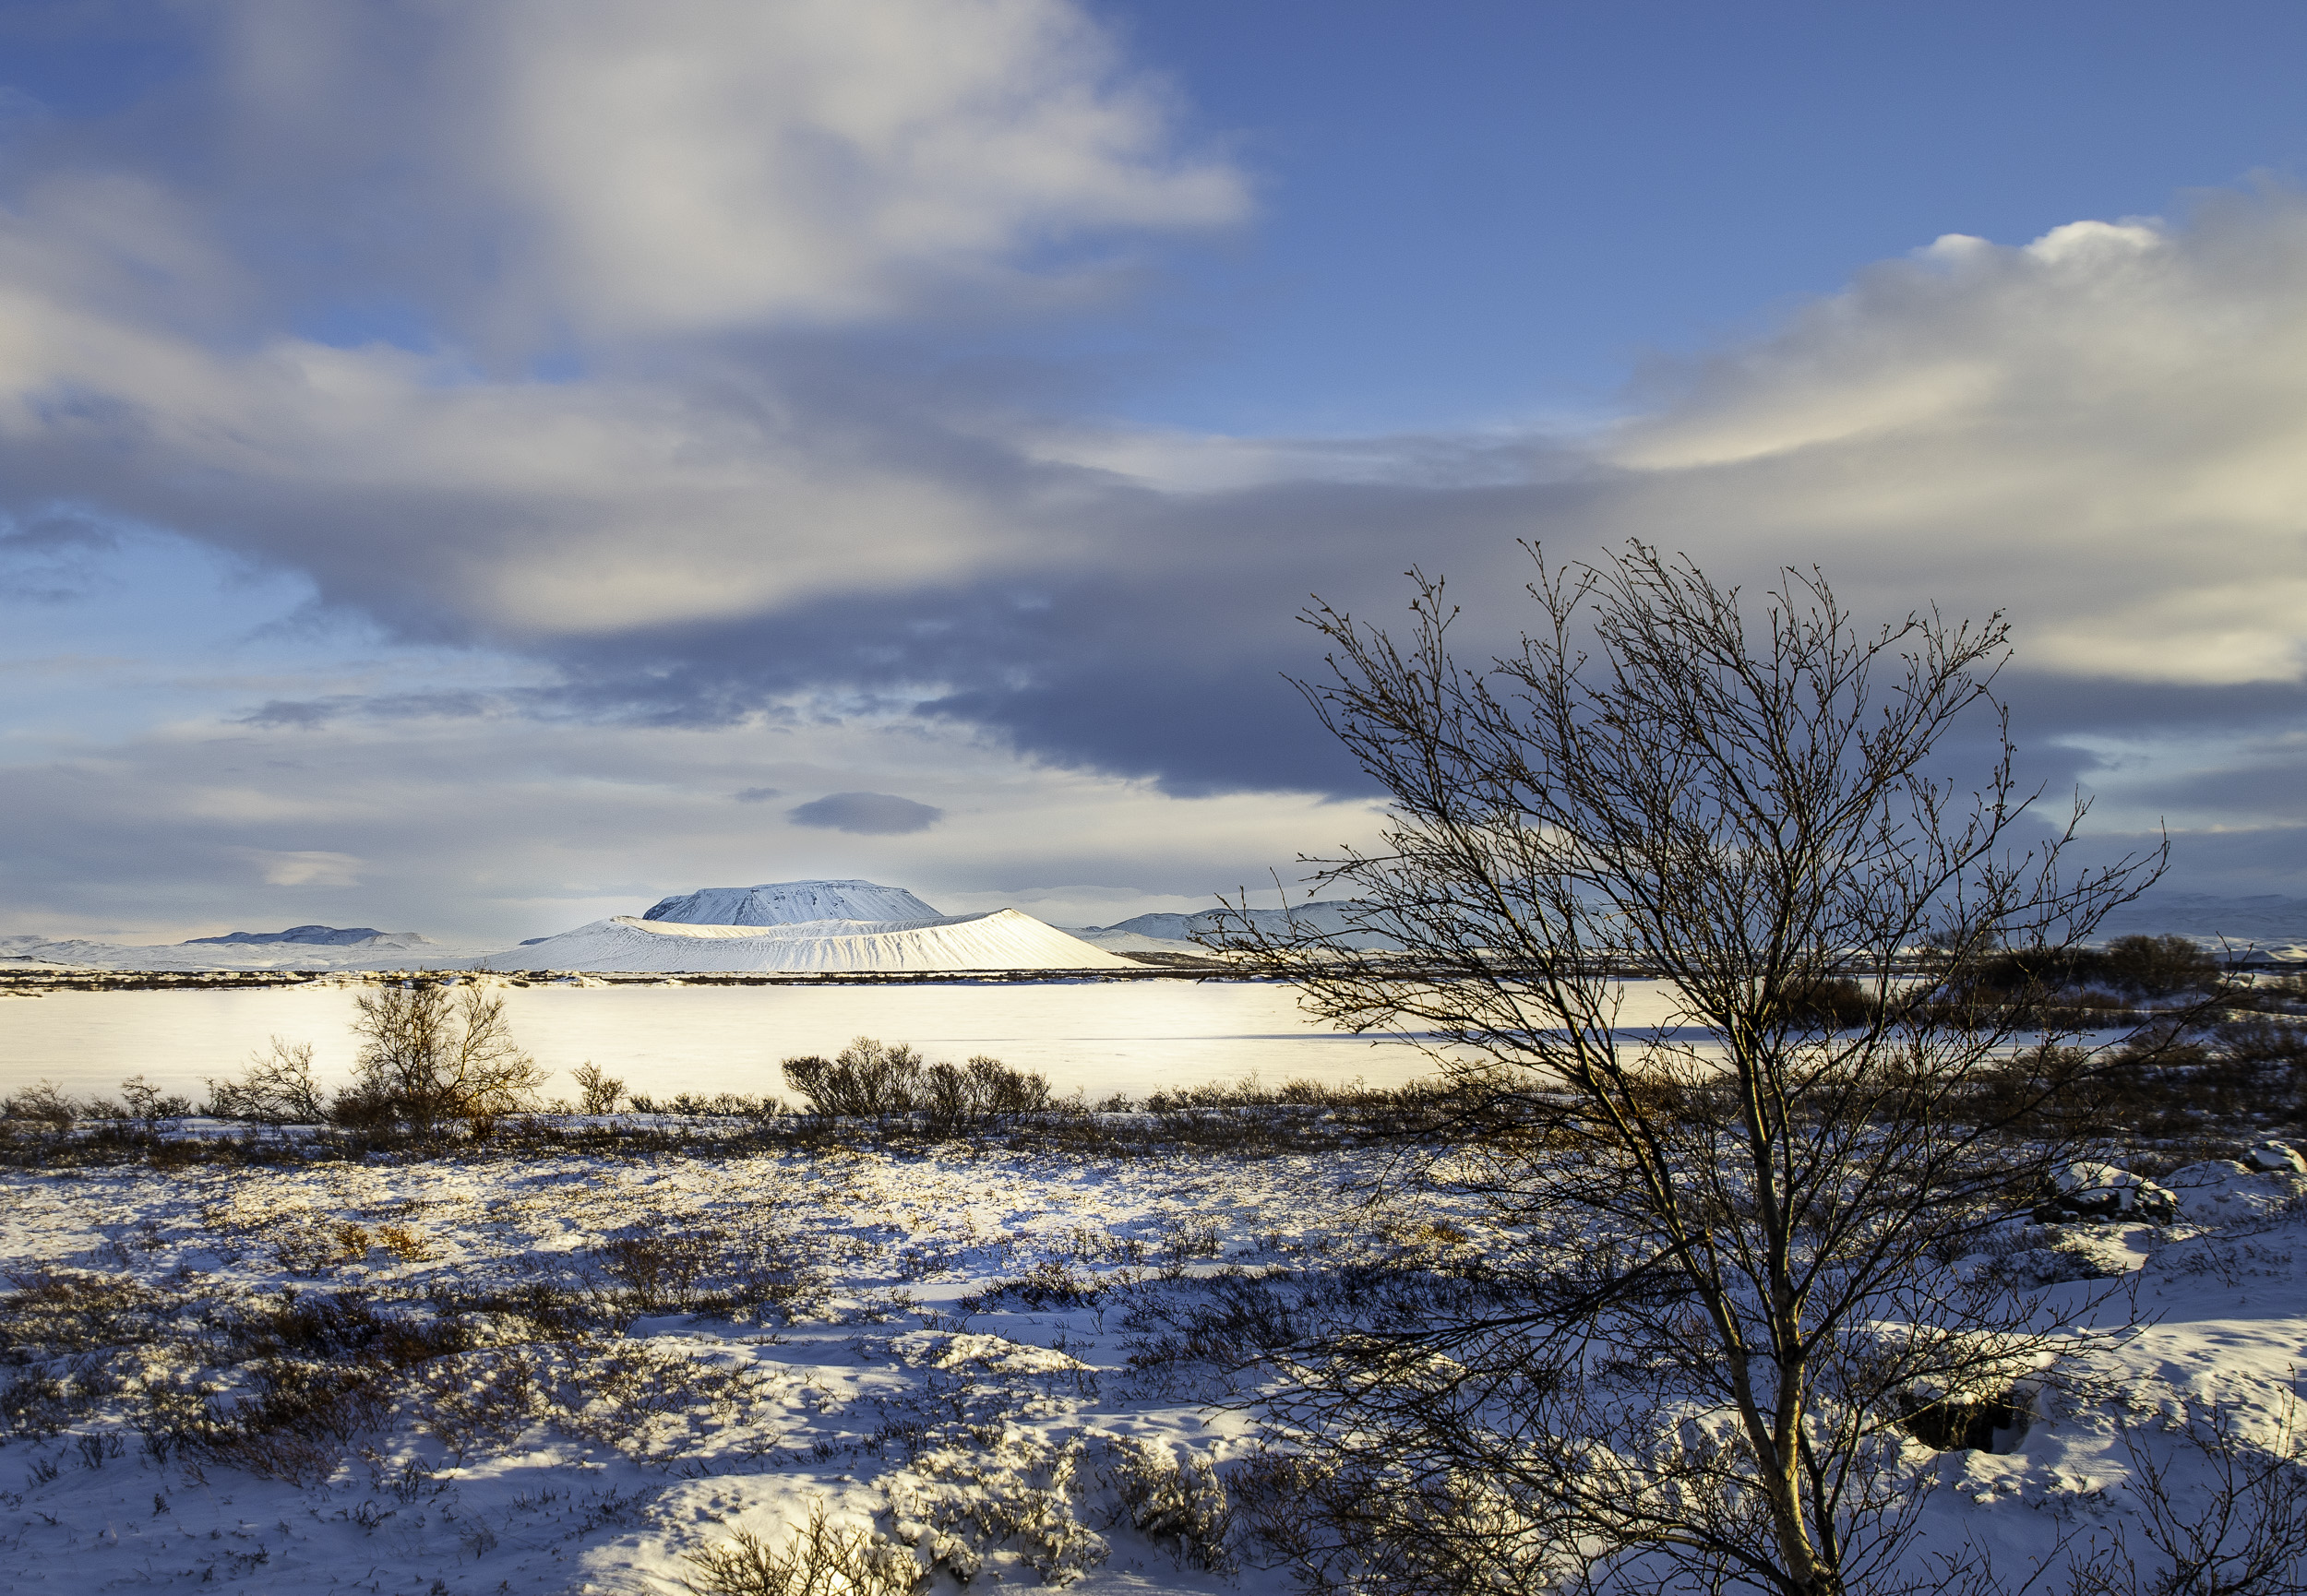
left=1895, top=1385, right=2026, bottom=1453
left=783, top=1038, right=925, bottom=1117
left=0, top=1268, right=170, bottom=1360
left=204, top=1038, right=328, bottom=1124
left=881, top=1431, right=1109, bottom=1585
left=595, top=1232, right=716, bottom=1311
left=958, top=1260, right=1108, bottom=1316
left=167, top=1356, right=397, bottom=1483
left=118, top=1075, right=194, bottom=1120
left=572, top=1062, right=626, bottom=1115
left=551, top=1342, right=771, bottom=1461
left=589, top=1222, right=819, bottom=1323
left=0, top=1081, right=78, bottom=1129
left=1, top=1367, right=85, bottom=1439
left=635, top=1090, right=779, bottom=1117
left=269, top=1220, right=371, bottom=1276
left=685, top=1502, right=923, bottom=1596
left=337, top=982, right=547, bottom=1133
left=1097, top=1435, right=1235, bottom=1571
left=2062, top=1397, right=2307, bottom=1596
left=782, top=1038, right=1058, bottom=1131
left=408, top=1348, right=547, bottom=1459
left=1158, top=1218, right=1223, bottom=1268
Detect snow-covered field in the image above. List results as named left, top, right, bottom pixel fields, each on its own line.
left=3, top=1119, right=2304, bottom=1595
left=0, top=980, right=1469, bottom=1107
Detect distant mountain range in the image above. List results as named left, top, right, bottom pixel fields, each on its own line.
left=1067, top=901, right=1401, bottom=953
left=10, top=890, right=2307, bottom=972
left=0, top=925, right=457, bottom=971
left=1068, top=894, right=2307, bottom=957
left=183, top=924, right=420, bottom=947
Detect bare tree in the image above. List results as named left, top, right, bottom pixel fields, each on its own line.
left=342, top=981, right=547, bottom=1133
left=204, top=1038, right=328, bottom=1124
left=1216, top=544, right=2168, bottom=1596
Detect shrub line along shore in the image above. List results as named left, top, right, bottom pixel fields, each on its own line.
left=10, top=945, right=2304, bottom=997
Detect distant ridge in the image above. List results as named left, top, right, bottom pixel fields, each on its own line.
left=1070, top=901, right=1401, bottom=954
left=185, top=924, right=405, bottom=947
left=1067, top=894, right=2307, bottom=958
left=1, top=925, right=467, bottom=971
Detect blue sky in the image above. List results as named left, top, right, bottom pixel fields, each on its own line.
left=5, top=0, right=2307, bottom=944
left=1103, top=1, right=2307, bottom=432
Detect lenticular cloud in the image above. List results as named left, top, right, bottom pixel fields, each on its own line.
left=786, top=792, right=945, bottom=835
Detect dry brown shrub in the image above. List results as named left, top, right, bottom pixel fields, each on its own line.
left=377, top=1224, right=432, bottom=1262
left=0, top=1269, right=170, bottom=1359
left=685, top=1502, right=923, bottom=1596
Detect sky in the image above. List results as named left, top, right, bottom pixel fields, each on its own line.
left=6, top=0, right=2307, bottom=945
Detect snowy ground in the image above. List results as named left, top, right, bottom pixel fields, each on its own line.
left=2, top=1126, right=2303, bottom=1594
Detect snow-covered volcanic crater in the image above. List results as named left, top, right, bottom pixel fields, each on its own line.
left=485, top=879, right=1134, bottom=974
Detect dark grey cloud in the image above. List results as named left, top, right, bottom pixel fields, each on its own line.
left=732, top=786, right=782, bottom=804
left=787, top=792, right=944, bottom=835
left=234, top=692, right=496, bottom=729
left=237, top=698, right=334, bottom=729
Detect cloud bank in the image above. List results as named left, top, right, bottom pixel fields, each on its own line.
left=8, top=1, right=2307, bottom=934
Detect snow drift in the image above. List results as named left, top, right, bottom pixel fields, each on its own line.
left=486, top=906, right=1133, bottom=973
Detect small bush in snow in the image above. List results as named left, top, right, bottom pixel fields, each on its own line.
left=685, top=1502, right=923, bottom=1596
left=571, top=1061, right=626, bottom=1114
left=0, top=1080, right=78, bottom=1129
left=204, top=1038, right=328, bottom=1124
left=783, top=1038, right=1060, bottom=1131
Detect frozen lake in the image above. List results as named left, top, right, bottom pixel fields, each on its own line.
left=0, top=978, right=1696, bottom=1108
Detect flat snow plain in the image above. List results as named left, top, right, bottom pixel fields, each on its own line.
left=3, top=1124, right=2305, bottom=1594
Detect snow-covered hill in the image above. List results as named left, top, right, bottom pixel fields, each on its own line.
left=643, top=879, right=942, bottom=926
left=0, top=928, right=472, bottom=971
left=485, top=908, right=1132, bottom=972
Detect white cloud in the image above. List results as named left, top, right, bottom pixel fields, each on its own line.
left=0, top=0, right=1245, bottom=643
left=219, top=0, right=1245, bottom=342
left=1579, top=194, right=2307, bottom=685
